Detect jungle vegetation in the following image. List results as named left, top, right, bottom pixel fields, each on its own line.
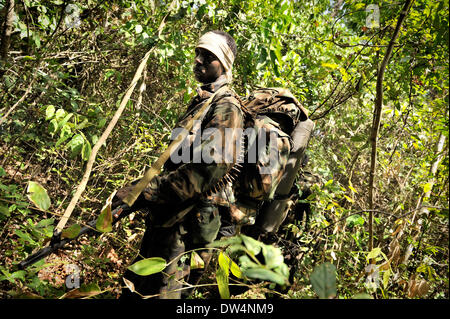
left=0, top=0, right=448, bottom=299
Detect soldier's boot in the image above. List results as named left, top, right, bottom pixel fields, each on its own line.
left=120, top=224, right=186, bottom=299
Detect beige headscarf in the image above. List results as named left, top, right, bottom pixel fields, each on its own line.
left=196, top=31, right=235, bottom=83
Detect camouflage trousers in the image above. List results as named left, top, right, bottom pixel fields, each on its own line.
left=120, top=199, right=234, bottom=299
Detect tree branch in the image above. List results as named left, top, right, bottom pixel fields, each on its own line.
left=0, top=0, right=15, bottom=60
left=367, top=0, right=414, bottom=254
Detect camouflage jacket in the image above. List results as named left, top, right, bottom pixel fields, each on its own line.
left=140, top=75, right=245, bottom=214
left=123, top=79, right=295, bottom=226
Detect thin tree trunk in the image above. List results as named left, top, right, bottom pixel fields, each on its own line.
left=368, top=0, right=414, bottom=254
left=1, top=0, right=15, bottom=60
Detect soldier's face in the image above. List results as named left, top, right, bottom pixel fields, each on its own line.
left=193, top=48, right=224, bottom=84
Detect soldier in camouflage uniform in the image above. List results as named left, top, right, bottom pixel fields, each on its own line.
left=114, top=31, right=246, bottom=299
left=114, top=30, right=303, bottom=298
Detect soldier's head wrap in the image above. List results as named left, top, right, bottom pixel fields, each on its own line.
left=196, top=31, right=235, bottom=83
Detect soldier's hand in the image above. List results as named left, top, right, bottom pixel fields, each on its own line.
left=112, top=184, right=158, bottom=211
left=111, top=185, right=134, bottom=209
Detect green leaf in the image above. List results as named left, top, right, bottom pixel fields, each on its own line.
left=230, top=259, right=243, bottom=279
left=343, top=194, right=354, bottom=203
left=55, top=125, right=72, bottom=147
left=190, top=251, right=204, bottom=270
left=58, top=113, right=73, bottom=129
left=422, top=183, right=433, bottom=193
left=81, top=139, right=91, bottom=161
left=354, top=3, right=366, bottom=10
left=339, top=67, right=349, bottom=82
left=48, top=119, right=58, bottom=135
left=98, top=118, right=107, bottom=128
left=76, top=118, right=89, bottom=130
left=382, top=269, right=391, bottom=289
left=367, top=247, right=382, bottom=260
left=238, top=255, right=259, bottom=270
left=0, top=205, right=10, bottom=217
left=218, top=251, right=230, bottom=275
left=27, top=181, right=51, bottom=211
left=61, top=224, right=81, bottom=239
left=310, top=263, right=337, bottom=299
left=274, top=263, right=290, bottom=279
left=127, top=257, right=167, bottom=276
left=216, top=267, right=230, bottom=299
left=11, top=270, right=26, bottom=281
left=0, top=268, right=14, bottom=283
left=55, top=109, right=66, bottom=121
left=241, top=234, right=262, bottom=256
left=15, top=230, right=36, bottom=244
left=69, top=134, right=84, bottom=158
left=346, top=214, right=364, bottom=227
left=262, top=245, right=284, bottom=269
left=45, top=105, right=55, bottom=120
left=321, top=62, right=338, bottom=69
left=96, top=202, right=112, bottom=233
left=35, top=218, right=54, bottom=228
left=218, top=252, right=243, bottom=279
left=243, top=267, right=288, bottom=286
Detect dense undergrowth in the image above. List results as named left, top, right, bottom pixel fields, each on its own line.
left=0, top=0, right=448, bottom=299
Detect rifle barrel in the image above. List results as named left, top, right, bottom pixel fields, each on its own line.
left=18, top=205, right=131, bottom=269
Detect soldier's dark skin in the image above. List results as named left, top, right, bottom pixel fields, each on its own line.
left=193, top=47, right=225, bottom=84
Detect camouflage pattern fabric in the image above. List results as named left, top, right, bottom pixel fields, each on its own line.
left=139, top=76, right=244, bottom=213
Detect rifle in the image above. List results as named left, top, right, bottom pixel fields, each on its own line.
left=18, top=204, right=133, bottom=269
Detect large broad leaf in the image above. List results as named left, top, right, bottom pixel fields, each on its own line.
left=45, top=105, right=55, bottom=120
left=310, top=263, right=337, bottom=299
left=243, top=267, right=288, bottom=286
left=81, top=139, right=92, bottom=161
left=216, top=267, right=230, bottom=299
left=61, top=224, right=81, bottom=239
left=367, top=247, right=382, bottom=260
left=262, top=245, right=284, bottom=269
left=346, top=214, right=365, bottom=227
left=218, top=252, right=242, bottom=279
left=69, top=134, right=84, bottom=158
left=0, top=205, right=10, bottom=217
left=96, top=202, right=112, bottom=233
left=190, top=251, right=205, bottom=270
left=241, top=234, right=262, bottom=256
left=127, top=257, right=166, bottom=276
left=218, top=251, right=230, bottom=275
left=55, top=124, right=72, bottom=147
left=63, top=282, right=102, bottom=299
left=27, top=181, right=51, bottom=211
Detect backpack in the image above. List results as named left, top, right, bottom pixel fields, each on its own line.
left=224, top=88, right=315, bottom=226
